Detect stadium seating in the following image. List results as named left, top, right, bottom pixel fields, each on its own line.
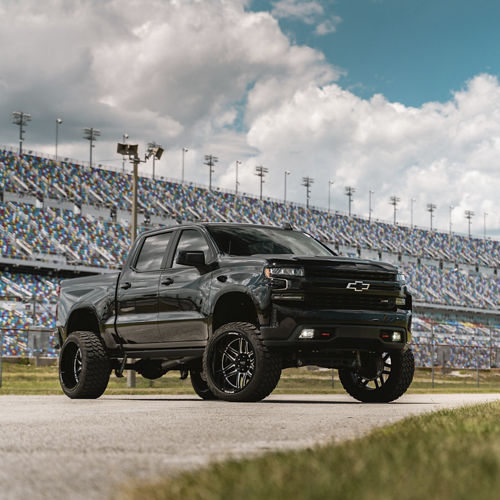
left=0, top=148, right=499, bottom=368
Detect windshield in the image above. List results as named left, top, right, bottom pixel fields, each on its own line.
left=206, top=226, right=334, bottom=257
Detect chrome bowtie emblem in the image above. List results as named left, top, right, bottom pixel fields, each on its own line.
left=346, top=281, right=370, bottom=292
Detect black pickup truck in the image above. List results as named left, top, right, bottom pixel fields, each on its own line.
left=56, top=223, right=414, bottom=402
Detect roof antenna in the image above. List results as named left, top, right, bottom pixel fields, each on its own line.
left=282, top=222, right=294, bottom=230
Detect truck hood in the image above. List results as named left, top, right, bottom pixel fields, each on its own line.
left=260, top=255, right=397, bottom=274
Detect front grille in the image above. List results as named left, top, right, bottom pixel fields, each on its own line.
left=304, top=293, right=396, bottom=312
left=306, top=267, right=396, bottom=282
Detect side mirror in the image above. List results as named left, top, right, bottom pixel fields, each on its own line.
left=176, top=250, right=206, bottom=267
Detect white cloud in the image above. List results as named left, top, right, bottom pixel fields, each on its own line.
left=271, top=0, right=324, bottom=23
left=315, top=16, right=341, bottom=35
left=0, top=0, right=498, bottom=237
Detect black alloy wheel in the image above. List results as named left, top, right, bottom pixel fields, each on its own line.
left=59, top=330, right=111, bottom=399
left=203, top=322, right=281, bottom=402
left=339, top=348, right=415, bottom=403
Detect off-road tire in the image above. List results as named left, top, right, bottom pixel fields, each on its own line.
left=203, top=322, right=281, bottom=402
left=190, top=369, right=218, bottom=400
left=339, top=347, right=415, bottom=403
left=59, top=330, right=111, bottom=399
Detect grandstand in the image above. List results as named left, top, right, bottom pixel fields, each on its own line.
left=0, top=146, right=498, bottom=369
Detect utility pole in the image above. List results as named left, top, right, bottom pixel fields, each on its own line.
left=12, top=111, right=31, bottom=155
left=204, top=154, right=219, bottom=191
left=83, top=127, right=101, bottom=168
left=235, top=160, right=242, bottom=194
left=483, top=212, right=488, bottom=239
left=427, top=203, right=437, bottom=231
left=55, top=118, right=62, bottom=162
left=410, top=198, right=416, bottom=228
left=284, top=171, right=290, bottom=203
left=328, top=180, right=335, bottom=212
left=449, top=205, right=454, bottom=236
left=255, top=166, right=268, bottom=201
left=182, top=147, right=188, bottom=183
left=302, top=176, right=314, bottom=209
left=389, top=196, right=400, bottom=225
left=465, top=210, right=475, bottom=238
left=345, top=186, right=355, bottom=216
left=117, top=141, right=163, bottom=389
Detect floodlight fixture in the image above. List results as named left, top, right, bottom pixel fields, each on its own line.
left=255, top=165, right=269, bottom=200
left=83, top=127, right=101, bottom=168
left=204, top=154, right=219, bottom=190
left=12, top=111, right=31, bottom=155
left=464, top=210, right=475, bottom=238
left=427, top=203, right=437, bottom=231
left=345, top=186, right=355, bottom=216
left=389, top=196, right=401, bottom=225
left=302, top=176, right=314, bottom=209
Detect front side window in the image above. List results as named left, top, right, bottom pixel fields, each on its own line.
left=135, top=232, right=172, bottom=272
left=172, top=229, right=210, bottom=268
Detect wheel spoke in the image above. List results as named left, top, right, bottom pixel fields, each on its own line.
left=226, top=346, right=239, bottom=358
left=374, top=378, right=379, bottom=389
left=382, top=369, right=391, bottom=374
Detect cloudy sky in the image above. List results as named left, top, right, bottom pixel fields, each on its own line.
left=1, top=0, right=499, bottom=237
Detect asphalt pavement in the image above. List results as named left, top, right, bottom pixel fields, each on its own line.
left=1, top=393, right=500, bottom=500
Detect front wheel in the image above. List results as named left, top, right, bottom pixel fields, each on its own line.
left=59, top=330, right=111, bottom=399
left=203, top=322, right=281, bottom=402
left=339, top=348, right=415, bottom=403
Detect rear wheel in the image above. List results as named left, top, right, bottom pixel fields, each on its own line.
left=203, top=322, right=281, bottom=402
left=339, top=348, right=414, bottom=403
left=59, top=330, right=111, bottom=399
left=190, top=368, right=218, bottom=400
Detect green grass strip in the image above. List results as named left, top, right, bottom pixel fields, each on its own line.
left=118, top=401, right=500, bottom=500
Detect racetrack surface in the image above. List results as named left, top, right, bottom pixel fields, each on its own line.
left=1, top=393, right=500, bottom=500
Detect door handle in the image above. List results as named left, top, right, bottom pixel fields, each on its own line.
left=120, top=281, right=131, bottom=290
left=161, top=277, right=174, bottom=286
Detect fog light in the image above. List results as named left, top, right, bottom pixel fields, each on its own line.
left=392, top=331, right=402, bottom=342
left=299, top=328, right=315, bottom=339
left=395, top=297, right=406, bottom=306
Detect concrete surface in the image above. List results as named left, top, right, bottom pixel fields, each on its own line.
left=1, top=393, right=500, bottom=500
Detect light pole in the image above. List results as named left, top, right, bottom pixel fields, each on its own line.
left=182, top=147, right=188, bottom=183
left=345, top=186, right=355, bottom=216
left=55, top=118, right=62, bottom=162
left=389, top=196, right=400, bottom=225
left=302, top=176, right=314, bottom=209
left=255, top=166, right=268, bottom=200
left=427, top=203, right=437, bottom=231
left=284, top=171, right=290, bottom=203
left=235, top=160, right=242, bottom=194
left=328, top=180, right=335, bottom=212
left=368, top=190, right=374, bottom=222
left=483, top=212, right=488, bottom=239
left=147, top=142, right=162, bottom=180
left=204, top=154, right=219, bottom=191
left=12, top=111, right=31, bottom=155
left=410, top=198, right=416, bottom=228
left=117, top=141, right=163, bottom=388
left=465, top=210, right=475, bottom=238
left=449, top=205, right=454, bottom=236
left=121, top=134, right=129, bottom=172
left=83, top=127, right=101, bottom=168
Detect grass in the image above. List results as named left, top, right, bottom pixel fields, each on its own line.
left=1, top=360, right=500, bottom=395
left=117, top=401, right=500, bottom=500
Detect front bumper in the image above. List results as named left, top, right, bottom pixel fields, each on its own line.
left=260, top=304, right=411, bottom=350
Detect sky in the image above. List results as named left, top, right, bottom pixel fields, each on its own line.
left=0, top=0, right=499, bottom=238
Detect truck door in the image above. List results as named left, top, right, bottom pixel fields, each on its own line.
left=157, top=228, right=212, bottom=342
left=115, top=230, right=174, bottom=344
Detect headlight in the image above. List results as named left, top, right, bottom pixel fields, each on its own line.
left=397, top=272, right=406, bottom=283
left=264, top=266, right=305, bottom=278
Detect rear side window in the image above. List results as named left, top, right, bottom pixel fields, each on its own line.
left=135, top=232, right=172, bottom=272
